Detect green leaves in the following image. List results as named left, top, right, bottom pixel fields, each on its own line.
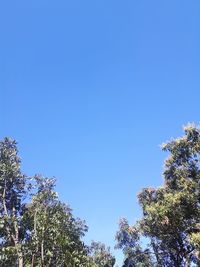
left=117, top=124, right=200, bottom=266
left=89, top=241, right=116, bottom=267
left=23, top=175, right=90, bottom=266
left=0, top=137, right=115, bottom=267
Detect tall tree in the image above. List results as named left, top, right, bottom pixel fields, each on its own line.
left=116, top=124, right=200, bottom=266
left=25, top=175, right=89, bottom=267
left=0, top=138, right=28, bottom=267
left=0, top=137, right=115, bottom=267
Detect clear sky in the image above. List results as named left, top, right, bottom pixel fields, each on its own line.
left=1, top=0, right=200, bottom=265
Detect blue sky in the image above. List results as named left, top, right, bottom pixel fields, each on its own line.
left=1, top=0, right=200, bottom=265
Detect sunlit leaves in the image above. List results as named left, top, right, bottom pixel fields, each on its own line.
left=117, top=124, right=200, bottom=266
left=0, top=138, right=115, bottom=267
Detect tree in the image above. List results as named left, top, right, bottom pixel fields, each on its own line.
left=0, top=138, right=28, bottom=267
left=115, top=218, right=153, bottom=267
left=116, top=124, right=200, bottom=266
left=89, top=241, right=115, bottom=267
left=24, top=175, right=89, bottom=267
left=0, top=137, right=115, bottom=267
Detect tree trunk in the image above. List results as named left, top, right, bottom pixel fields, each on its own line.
left=41, top=240, right=44, bottom=267
left=197, top=250, right=200, bottom=267
left=18, top=251, right=23, bottom=267
left=31, top=254, right=35, bottom=267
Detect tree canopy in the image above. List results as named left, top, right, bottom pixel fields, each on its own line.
left=0, top=137, right=115, bottom=267
left=1, top=123, right=200, bottom=266
left=116, top=124, right=200, bottom=266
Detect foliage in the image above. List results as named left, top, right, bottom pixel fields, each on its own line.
left=116, top=124, right=200, bottom=266
left=115, top=218, right=153, bottom=267
left=0, top=138, right=115, bottom=267
left=24, top=176, right=89, bottom=267
left=89, top=241, right=116, bottom=267
left=0, top=138, right=27, bottom=267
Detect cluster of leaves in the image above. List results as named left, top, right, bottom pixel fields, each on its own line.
left=115, top=218, right=153, bottom=267
left=88, top=241, right=116, bottom=267
left=116, top=124, right=200, bottom=266
left=0, top=138, right=115, bottom=267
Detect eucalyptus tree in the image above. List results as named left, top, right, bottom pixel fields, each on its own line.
left=115, top=218, right=153, bottom=267
left=25, top=175, right=89, bottom=267
left=89, top=241, right=115, bottom=267
left=116, top=124, right=200, bottom=266
left=0, top=138, right=28, bottom=267
left=0, top=137, right=115, bottom=267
